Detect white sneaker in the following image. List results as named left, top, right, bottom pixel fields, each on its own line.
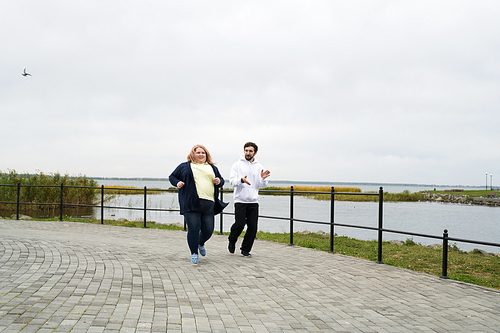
left=191, top=253, right=198, bottom=264
left=199, top=245, right=206, bottom=256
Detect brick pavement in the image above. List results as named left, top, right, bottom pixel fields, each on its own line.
left=1, top=219, right=499, bottom=332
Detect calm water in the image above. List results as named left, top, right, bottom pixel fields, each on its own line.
left=92, top=179, right=500, bottom=253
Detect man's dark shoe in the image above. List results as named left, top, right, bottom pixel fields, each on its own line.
left=241, top=250, right=251, bottom=257
left=228, top=242, right=235, bottom=254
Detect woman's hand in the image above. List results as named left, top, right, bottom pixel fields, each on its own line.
left=213, top=177, right=221, bottom=186
left=177, top=181, right=185, bottom=188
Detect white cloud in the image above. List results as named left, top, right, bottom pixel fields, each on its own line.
left=2, top=1, right=500, bottom=186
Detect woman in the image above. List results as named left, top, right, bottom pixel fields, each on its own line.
left=169, top=145, right=228, bottom=264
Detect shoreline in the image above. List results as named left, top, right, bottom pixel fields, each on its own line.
left=423, top=191, right=500, bottom=207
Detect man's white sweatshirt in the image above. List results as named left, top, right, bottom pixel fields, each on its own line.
left=229, top=156, right=268, bottom=203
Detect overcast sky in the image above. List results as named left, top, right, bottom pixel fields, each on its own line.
left=2, top=1, right=500, bottom=186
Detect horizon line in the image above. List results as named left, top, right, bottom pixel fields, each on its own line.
left=91, top=177, right=483, bottom=188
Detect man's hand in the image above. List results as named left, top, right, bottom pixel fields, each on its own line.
left=261, top=169, right=270, bottom=179
left=213, top=177, right=221, bottom=186
left=177, top=181, right=185, bottom=189
left=241, top=175, right=251, bottom=185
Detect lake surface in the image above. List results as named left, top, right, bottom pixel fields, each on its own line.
left=93, top=179, right=499, bottom=253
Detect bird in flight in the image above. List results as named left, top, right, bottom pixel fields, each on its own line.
left=22, top=68, right=32, bottom=77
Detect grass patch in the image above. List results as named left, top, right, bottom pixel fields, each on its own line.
left=102, top=185, right=170, bottom=195
left=24, top=216, right=185, bottom=230
left=255, top=231, right=500, bottom=290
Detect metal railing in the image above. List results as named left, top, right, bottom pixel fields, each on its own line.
left=1, top=183, right=499, bottom=279
left=0, top=183, right=179, bottom=227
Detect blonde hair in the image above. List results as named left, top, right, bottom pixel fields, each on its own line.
left=187, top=144, right=214, bottom=165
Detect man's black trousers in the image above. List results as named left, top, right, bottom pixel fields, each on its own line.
left=228, top=203, right=259, bottom=253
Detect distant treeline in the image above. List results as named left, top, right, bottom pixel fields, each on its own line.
left=0, top=170, right=99, bottom=209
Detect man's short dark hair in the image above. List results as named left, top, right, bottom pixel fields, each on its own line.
left=244, top=142, right=258, bottom=153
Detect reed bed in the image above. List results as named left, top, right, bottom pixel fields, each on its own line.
left=326, top=190, right=427, bottom=202
left=102, top=185, right=169, bottom=195
left=0, top=170, right=99, bottom=210
left=261, top=186, right=360, bottom=199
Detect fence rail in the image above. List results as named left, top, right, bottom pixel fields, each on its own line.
left=1, top=183, right=499, bottom=279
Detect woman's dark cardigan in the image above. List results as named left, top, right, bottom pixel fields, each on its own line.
left=169, top=161, right=228, bottom=215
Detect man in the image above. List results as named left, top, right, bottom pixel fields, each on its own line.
left=228, top=142, right=270, bottom=257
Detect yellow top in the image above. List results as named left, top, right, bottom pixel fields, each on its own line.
left=190, top=163, right=215, bottom=201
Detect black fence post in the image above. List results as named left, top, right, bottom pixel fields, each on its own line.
left=100, top=185, right=104, bottom=224
left=219, top=189, right=224, bottom=235
left=440, top=229, right=450, bottom=279
left=143, top=186, right=147, bottom=228
left=376, top=187, right=384, bottom=264
left=329, top=186, right=335, bottom=253
left=60, top=183, right=64, bottom=221
left=16, top=183, right=20, bottom=220
left=289, top=186, right=294, bottom=246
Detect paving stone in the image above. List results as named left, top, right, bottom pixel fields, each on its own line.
left=1, top=220, right=499, bottom=332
